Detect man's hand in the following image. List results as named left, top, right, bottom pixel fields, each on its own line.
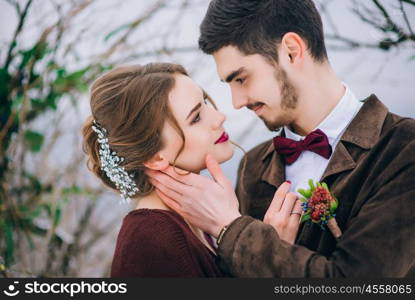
left=146, top=154, right=241, bottom=237
left=263, top=181, right=302, bottom=244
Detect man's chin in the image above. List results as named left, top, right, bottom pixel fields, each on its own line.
left=262, top=118, right=283, bottom=132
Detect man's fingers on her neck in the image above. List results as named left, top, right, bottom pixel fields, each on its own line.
left=147, top=168, right=191, bottom=189
left=155, top=189, right=183, bottom=211
left=149, top=177, right=186, bottom=202
left=157, top=165, right=201, bottom=187
left=206, top=154, right=230, bottom=188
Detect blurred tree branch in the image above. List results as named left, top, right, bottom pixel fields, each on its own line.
left=320, top=0, right=415, bottom=52
left=99, top=0, right=167, bottom=60
left=3, top=0, right=33, bottom=71
left=0, top=0, right=202, bottom=277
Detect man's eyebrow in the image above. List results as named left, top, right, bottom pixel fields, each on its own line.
left=186, top=102, right=202, bottom=120
left=221, top=67, right=245, bottom=83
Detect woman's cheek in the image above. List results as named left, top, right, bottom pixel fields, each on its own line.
left=174, top=143, right=207, bottom=172
left=175, top=130, right=209, bottom=171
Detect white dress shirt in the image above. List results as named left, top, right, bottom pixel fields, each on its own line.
left=284, top=84, right=363, bottom=194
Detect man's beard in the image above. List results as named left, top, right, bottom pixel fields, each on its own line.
left=262, top=66, right=298, bottom=131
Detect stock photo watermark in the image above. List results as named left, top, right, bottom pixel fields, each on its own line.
left=2, top=280, right=127, bottom=297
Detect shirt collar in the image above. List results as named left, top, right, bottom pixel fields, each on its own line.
left=283, top=84, right=361, bottom=145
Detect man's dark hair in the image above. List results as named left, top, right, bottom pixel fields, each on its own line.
left=199, top=0, right=328, bottom=63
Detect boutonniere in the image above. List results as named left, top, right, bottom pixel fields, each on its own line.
left=298, top=179, right=342, bottom=239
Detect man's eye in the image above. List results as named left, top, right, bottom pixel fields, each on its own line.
left=191, top=113, right=201, bottom=124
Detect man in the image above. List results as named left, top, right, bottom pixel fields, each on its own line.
left=147, top=0, right=415, bottom=277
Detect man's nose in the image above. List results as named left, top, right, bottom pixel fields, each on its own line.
left=231, top=87, right=249, bottom=109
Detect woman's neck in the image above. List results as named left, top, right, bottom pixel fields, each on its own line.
left=135, top=190, right=170, bottom=210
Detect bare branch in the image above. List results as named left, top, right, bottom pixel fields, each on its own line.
left=111, top=46, right=198, bottom=64
left=99, top=0, right=167, bottom=60
left=325, top=34, right=380, bottom=49
left=3, top=0, right=20, bottom=14
left=372, top=0, right=403, bottom=35
left=60, top=195, right=98, bottom=276
left=318, top=0, right=341, bottom=36
left=161, top=0, right=191, bottom=49
left=399, top=0, right=414, bottom=36
left=322, top=0, right=415, bottom=51
left=351, top=0, right=385, bottom=31
left=77, top=216, right=120, bottom=254
left=3, top=0, right=33, bottom=71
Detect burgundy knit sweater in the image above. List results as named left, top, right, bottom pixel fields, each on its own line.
left=110, top=209, right=225, bottom=277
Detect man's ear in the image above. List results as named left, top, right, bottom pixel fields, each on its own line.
left=280, top=32, right=306, bottom=65
left=143, top=153, right=170, bottom=170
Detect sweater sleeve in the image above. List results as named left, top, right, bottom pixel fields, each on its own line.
left=111, top=211, right=203, bottom=277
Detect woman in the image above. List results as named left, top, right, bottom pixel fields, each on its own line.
left=83, top=63, right=235, bottom=277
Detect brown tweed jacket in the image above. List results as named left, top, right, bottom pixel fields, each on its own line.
left=217, top=95, right=415, bottom=277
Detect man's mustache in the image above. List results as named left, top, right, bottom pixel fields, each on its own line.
left=246, top=102, right=264, bottom=111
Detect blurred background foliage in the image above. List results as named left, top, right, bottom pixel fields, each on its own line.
left=0, top=0, right=202, bottom=277
left=0, top=0, right=413, bottom=277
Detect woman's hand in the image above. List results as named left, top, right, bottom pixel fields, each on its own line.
left=263, top=181, right=302, bottom=244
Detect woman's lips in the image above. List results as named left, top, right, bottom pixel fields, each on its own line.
left=215, top=132, right=229, bottom=144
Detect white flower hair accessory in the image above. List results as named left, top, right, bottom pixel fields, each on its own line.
left=91, top=120, right=139, bottom=203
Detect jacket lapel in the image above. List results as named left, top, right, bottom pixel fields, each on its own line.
left=250, top=142, right=286, bottom=216
left=296, top=95, right=389, bottom=246
left=261, top=146, right=286, bottom=188
left=320, top=141, right=356, bottom=183
left=321, top=94, right=388, bottom=182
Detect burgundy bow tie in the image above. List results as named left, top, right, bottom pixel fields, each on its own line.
left=273, top=129, right=333, bottom=165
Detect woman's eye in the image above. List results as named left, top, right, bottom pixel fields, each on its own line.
left=191, top=113, right=201, bottom=124
left=236, top=77, right=245, bottom=84
left=203, top=97, right=208, bottom=104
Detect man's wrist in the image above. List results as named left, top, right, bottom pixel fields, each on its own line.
left=216, top=225, right=229, bottom=245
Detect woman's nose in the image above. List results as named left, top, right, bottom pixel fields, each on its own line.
left=212, top=110, right=226, bottom=129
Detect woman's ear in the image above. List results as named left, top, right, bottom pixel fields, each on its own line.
left=143, top=153, right=169, bottom=170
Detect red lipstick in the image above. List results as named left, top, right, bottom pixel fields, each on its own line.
left=215, top=132, right=229, bottom=144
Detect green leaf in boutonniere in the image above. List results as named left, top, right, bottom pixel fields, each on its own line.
left=298, top=179, right=342, bottom=239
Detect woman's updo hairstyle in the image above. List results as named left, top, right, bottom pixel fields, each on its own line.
left=82, top=63, right=195, bottom=198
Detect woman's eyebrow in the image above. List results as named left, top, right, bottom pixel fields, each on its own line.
left=186, top=102, right=202, bottom=120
